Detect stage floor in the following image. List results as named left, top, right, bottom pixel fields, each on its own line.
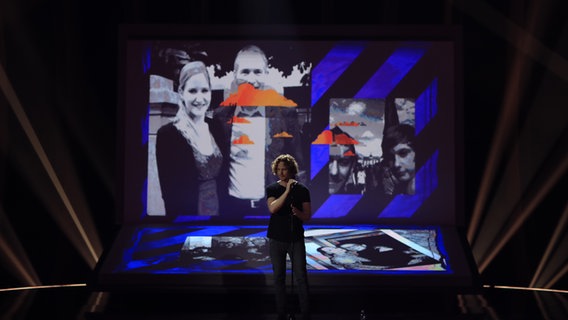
left=92, top=224, right=479, bottom=292
left=2, top=284, right=566, bottom=320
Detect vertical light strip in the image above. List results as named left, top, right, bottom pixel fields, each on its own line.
left=0, top=62, right=99, bottom=264
left=454, top=0, right=568, bottom=259
left=453, top=0, right=568, bottom=82
left=530, top=202, right=568, bottom=288
left=458, top=0, right=540, bottom=245
left=0, top=207, right=40, bottom=285
left=458, top=0, right=568, bottom=279
left=0, top=236, right=38, bottom=285
left=478, top=156, right=568, bottom=272
left=467, top=54, right=527, bottom=245
left=544, top=262, right=568, bottom=289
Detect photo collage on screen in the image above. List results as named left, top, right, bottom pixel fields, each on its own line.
left=128, top=39, right=450, bottom=225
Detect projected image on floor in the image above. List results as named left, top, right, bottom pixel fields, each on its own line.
left=109, top=226, right=448, bottom=275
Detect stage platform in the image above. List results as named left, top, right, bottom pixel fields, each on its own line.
left=91, top=224, right=480, bottom=294
left=2, top=284, right=565, bottom=320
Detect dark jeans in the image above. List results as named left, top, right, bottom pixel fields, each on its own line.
left=269, top=238, right=310, bottom=319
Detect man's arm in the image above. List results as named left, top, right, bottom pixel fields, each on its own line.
left=292, top=202, right=312, bottom=222
left=267, top=179, right=296, bottom=214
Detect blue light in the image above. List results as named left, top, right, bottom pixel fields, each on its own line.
left=416, top=78, right=438, bottom=134
left=355, top=43, right=429, bottom=99
left=175, top=215, right=212, bottom=223
left=311, top=43, right=366, bottom=107
left=142, top=45, right=151, bottom=74
left=310, top=144, right=329, bottom=180
left=312, top=194, right=363, bottom=218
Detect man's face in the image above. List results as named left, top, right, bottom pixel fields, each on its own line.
left=329, top=145, right=356, bottom=194
left=391, top=142, right=415, bottom=182
left=234, top=51, right=268, bottom=89
left=276, top=162, right=291, bottom=182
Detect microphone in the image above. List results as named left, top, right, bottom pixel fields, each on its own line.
left=289, top=181, right=297, bottom=211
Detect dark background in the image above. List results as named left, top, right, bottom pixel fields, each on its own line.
left=1, top=0, right=567, bottom=293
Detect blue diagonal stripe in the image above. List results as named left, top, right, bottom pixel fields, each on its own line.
left=311, top=43, right=366, bottom=106
left=310, top=144, right=330, bottom=180
left=355, top=43, right=429, bottom=99
left=312, top=194, right=363, bottom=218
left=416, top=78, right=438, bottom=134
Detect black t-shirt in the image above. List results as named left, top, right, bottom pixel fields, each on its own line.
left=266, top=182, right=311, bottom=242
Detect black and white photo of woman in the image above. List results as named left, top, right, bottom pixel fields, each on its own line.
left=156, top=61, right=228, bottom=220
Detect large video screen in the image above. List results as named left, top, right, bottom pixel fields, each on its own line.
left=120, top=26, right=460, bottom=226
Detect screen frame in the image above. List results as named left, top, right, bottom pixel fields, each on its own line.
left=96, top=24, right=479, bottom=293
